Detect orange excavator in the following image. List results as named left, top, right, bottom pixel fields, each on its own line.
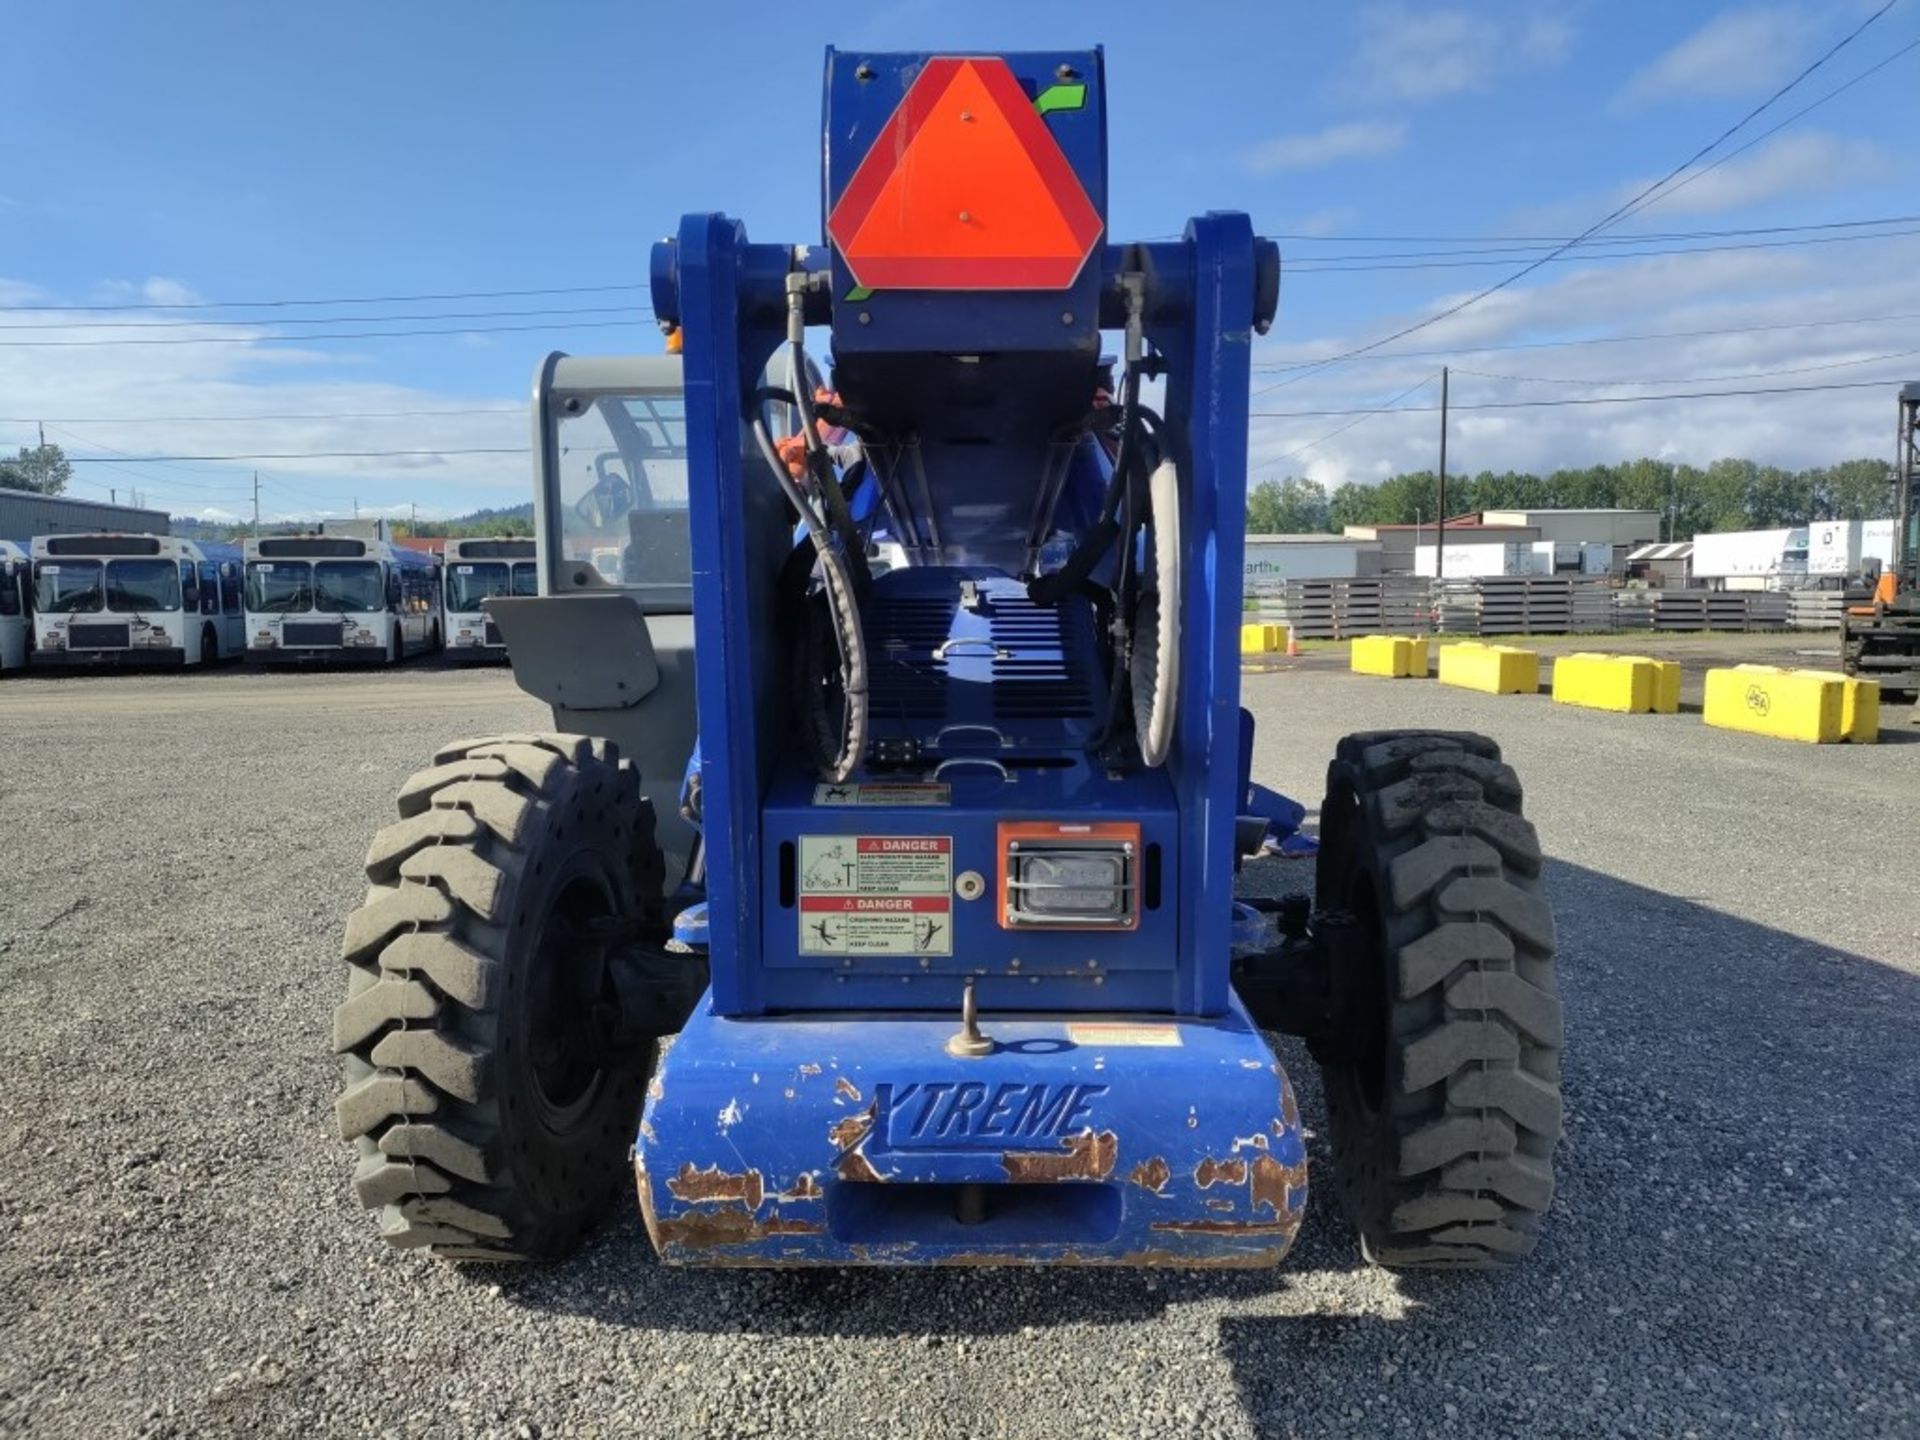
left=1841, top=383, right=1920, bottom=699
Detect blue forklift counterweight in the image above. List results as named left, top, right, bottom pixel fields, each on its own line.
left=635, top=48, right=1301, bottom=1264
left=338, top=41, right=1560, bottom=1275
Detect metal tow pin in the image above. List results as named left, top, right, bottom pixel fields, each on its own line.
left=946, top=977, right=996, bottom=1058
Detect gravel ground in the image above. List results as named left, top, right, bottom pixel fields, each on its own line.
left=0, top=659, right=1915, bottom=1438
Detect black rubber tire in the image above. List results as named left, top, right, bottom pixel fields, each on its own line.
left=333, top=733, right=662, bottom=1260
left=1314, top=729, right=1563, bottom=1269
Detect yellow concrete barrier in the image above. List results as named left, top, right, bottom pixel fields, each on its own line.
left=1241, top=623, right=1285, bottom=655
left=1350, top=634, right=1430, bottom=678
left=1551, top=652, right=1680, bottom=714
left=1728, top=668, right=1873, bottom=748
left=1704, top=665, right=1877, bottom=743
left=1839, top=675, right=1880, bottom=744
left=1438, top=642, right=1539, bottom=695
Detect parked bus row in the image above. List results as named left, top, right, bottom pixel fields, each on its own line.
left=0, top=530, right=535, bottom=673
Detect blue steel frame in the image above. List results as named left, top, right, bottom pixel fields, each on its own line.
left=636, top=51, right=1292, bottom=1266
left=657, top=85, right=1268, bottom=1024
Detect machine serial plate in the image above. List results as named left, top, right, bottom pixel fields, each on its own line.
left=811, top=783, right=951, bottom=807
left=797, top=835, right=953, bottom=956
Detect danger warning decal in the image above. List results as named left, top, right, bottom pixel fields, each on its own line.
left=798, top=835, right=953, bottom=956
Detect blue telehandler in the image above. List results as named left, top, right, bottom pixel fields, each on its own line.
left=334, top=48, right=1562, bottom=1268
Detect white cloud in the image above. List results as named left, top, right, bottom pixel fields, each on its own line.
left=1344, top=5, right=1572, bottom=104
left=1519, top=14, right=1576, bottom=66
left=1283, top=207, right=1359, bottom=238
left=1243, top=121, right=1406, bottom=174
left=1615, top=6, right=1823, bottom=109
left=140, top=277, right=203, bottom=308
left=0, top=282, right=535, bottom=523
left=1621, top=130, right=1890, bottom=215
left=1247, top=232, right=1920, bottom=486
left=1504, top=130, right=1892, bottom=234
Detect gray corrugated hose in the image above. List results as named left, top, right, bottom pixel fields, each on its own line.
left=1131, top=459, right=1181, bottom=767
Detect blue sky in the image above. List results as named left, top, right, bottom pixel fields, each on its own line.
left=1, top=1, right=1915, bottom=520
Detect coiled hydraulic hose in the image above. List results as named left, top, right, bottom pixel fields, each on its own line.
left=744, top=274, right=869, bottom=782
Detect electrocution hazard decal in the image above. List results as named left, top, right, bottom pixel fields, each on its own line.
left=798, top=835, right=953, bottom=956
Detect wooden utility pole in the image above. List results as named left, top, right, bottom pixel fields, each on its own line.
left=252, top=471, right=260, bottom=536
left=1435, top=366, right=1449, bottom=579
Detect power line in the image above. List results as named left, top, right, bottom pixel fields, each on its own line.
left=0, top=282, right=652, bottom=314
left=41, top=424, right=255, bottom=489
left=0, top=318, right=648, bottom=348
left=1251, top=309, right=1920, bottom=372
left=68, top=447, right=526, bottom=462
left=1449, top=346, right=1920, bottom=387
left=0, top=406, right=521, bottom=424
left=54, top=462, right=248, bottom=495
left=0, top=304, right=644, bottom=333
left=1269, top=212, right=1920, bottom=245
left=1281, top=214, right=1920, bottom=261
left=1285, top=225, right=1920, bottom=274
left=1258, top=0, right=1903, bottom=394
left=1258, top=372, right=1442, bottom=470
left=1611, top=33, right=1920, bottom=228
left=1250, top=375, right=1899, bottom=420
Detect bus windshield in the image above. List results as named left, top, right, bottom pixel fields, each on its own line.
left=34, top=560, right=104, bottom=613
left=247, top=561, right=312, bottom=612
left=106, top=559, right=183, bottom=613
left=446, top=561, right=509, bottom=612
left=513, top=561, right=538, bottom=596
left=314, top=561, right=384, bottom=613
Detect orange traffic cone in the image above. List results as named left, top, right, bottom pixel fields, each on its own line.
left=1285, top=625, right=1300, bottom=659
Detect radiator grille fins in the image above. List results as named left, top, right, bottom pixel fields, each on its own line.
left=866, top=591, right=1096, bottom=723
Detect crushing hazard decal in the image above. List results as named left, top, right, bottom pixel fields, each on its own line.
left=798, top=835, right=953, bottom=956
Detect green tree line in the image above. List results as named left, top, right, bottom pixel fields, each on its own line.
left=1247, top=457, right=1896, bottom=539
left=0, top=443, right=73, bottom=495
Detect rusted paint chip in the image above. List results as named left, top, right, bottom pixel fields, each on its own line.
left=1129, top=1156, right=1170, bottom=1194
left=654, top=1208, right=825, bottom=1252
left=665, top=1162, right=766, bottom=1211
left=779, top=1172, right=824, bottom=1202
left=1250, top=1152, right=1307, bottom=1217
left=1148, top=1218, right=1301, bottom=1236
left=1002, top=1128, right=1118, bottom=1183
left=1194, top=1156, right=1248, bottom=1189
left=835, top=1148, right=884, bottom=1183
left=834, top=1076, right=863, bottom=1103
left=829, top=1102, right=875, bottom=1151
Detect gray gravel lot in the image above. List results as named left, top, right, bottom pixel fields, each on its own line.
left=1, top=660, right=1915, bottom=1438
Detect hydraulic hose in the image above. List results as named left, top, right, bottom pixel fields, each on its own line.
left=751, top=410, right=869, bottom=782
left=1027, top=361, right=1145, bottom=607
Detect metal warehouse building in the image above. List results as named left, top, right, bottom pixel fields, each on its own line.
left=0, top=488, right=170, bottom=539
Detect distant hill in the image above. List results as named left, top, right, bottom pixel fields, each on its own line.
left=170, top=500, right=535, bottom=541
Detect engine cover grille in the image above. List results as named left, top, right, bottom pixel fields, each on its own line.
left=866, top=579, right=1098, bottom=729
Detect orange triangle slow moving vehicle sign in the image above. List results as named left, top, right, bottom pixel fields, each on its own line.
left=827, top=57, right=1104, bottom=292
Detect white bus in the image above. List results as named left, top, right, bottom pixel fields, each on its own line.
left=442, top=536, right=536, bottom=662
left=30, top=533, right=245, bottom=668
left=0, top=540, right=28, bottom=673
left=243, top=532, right=441, bottom=664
